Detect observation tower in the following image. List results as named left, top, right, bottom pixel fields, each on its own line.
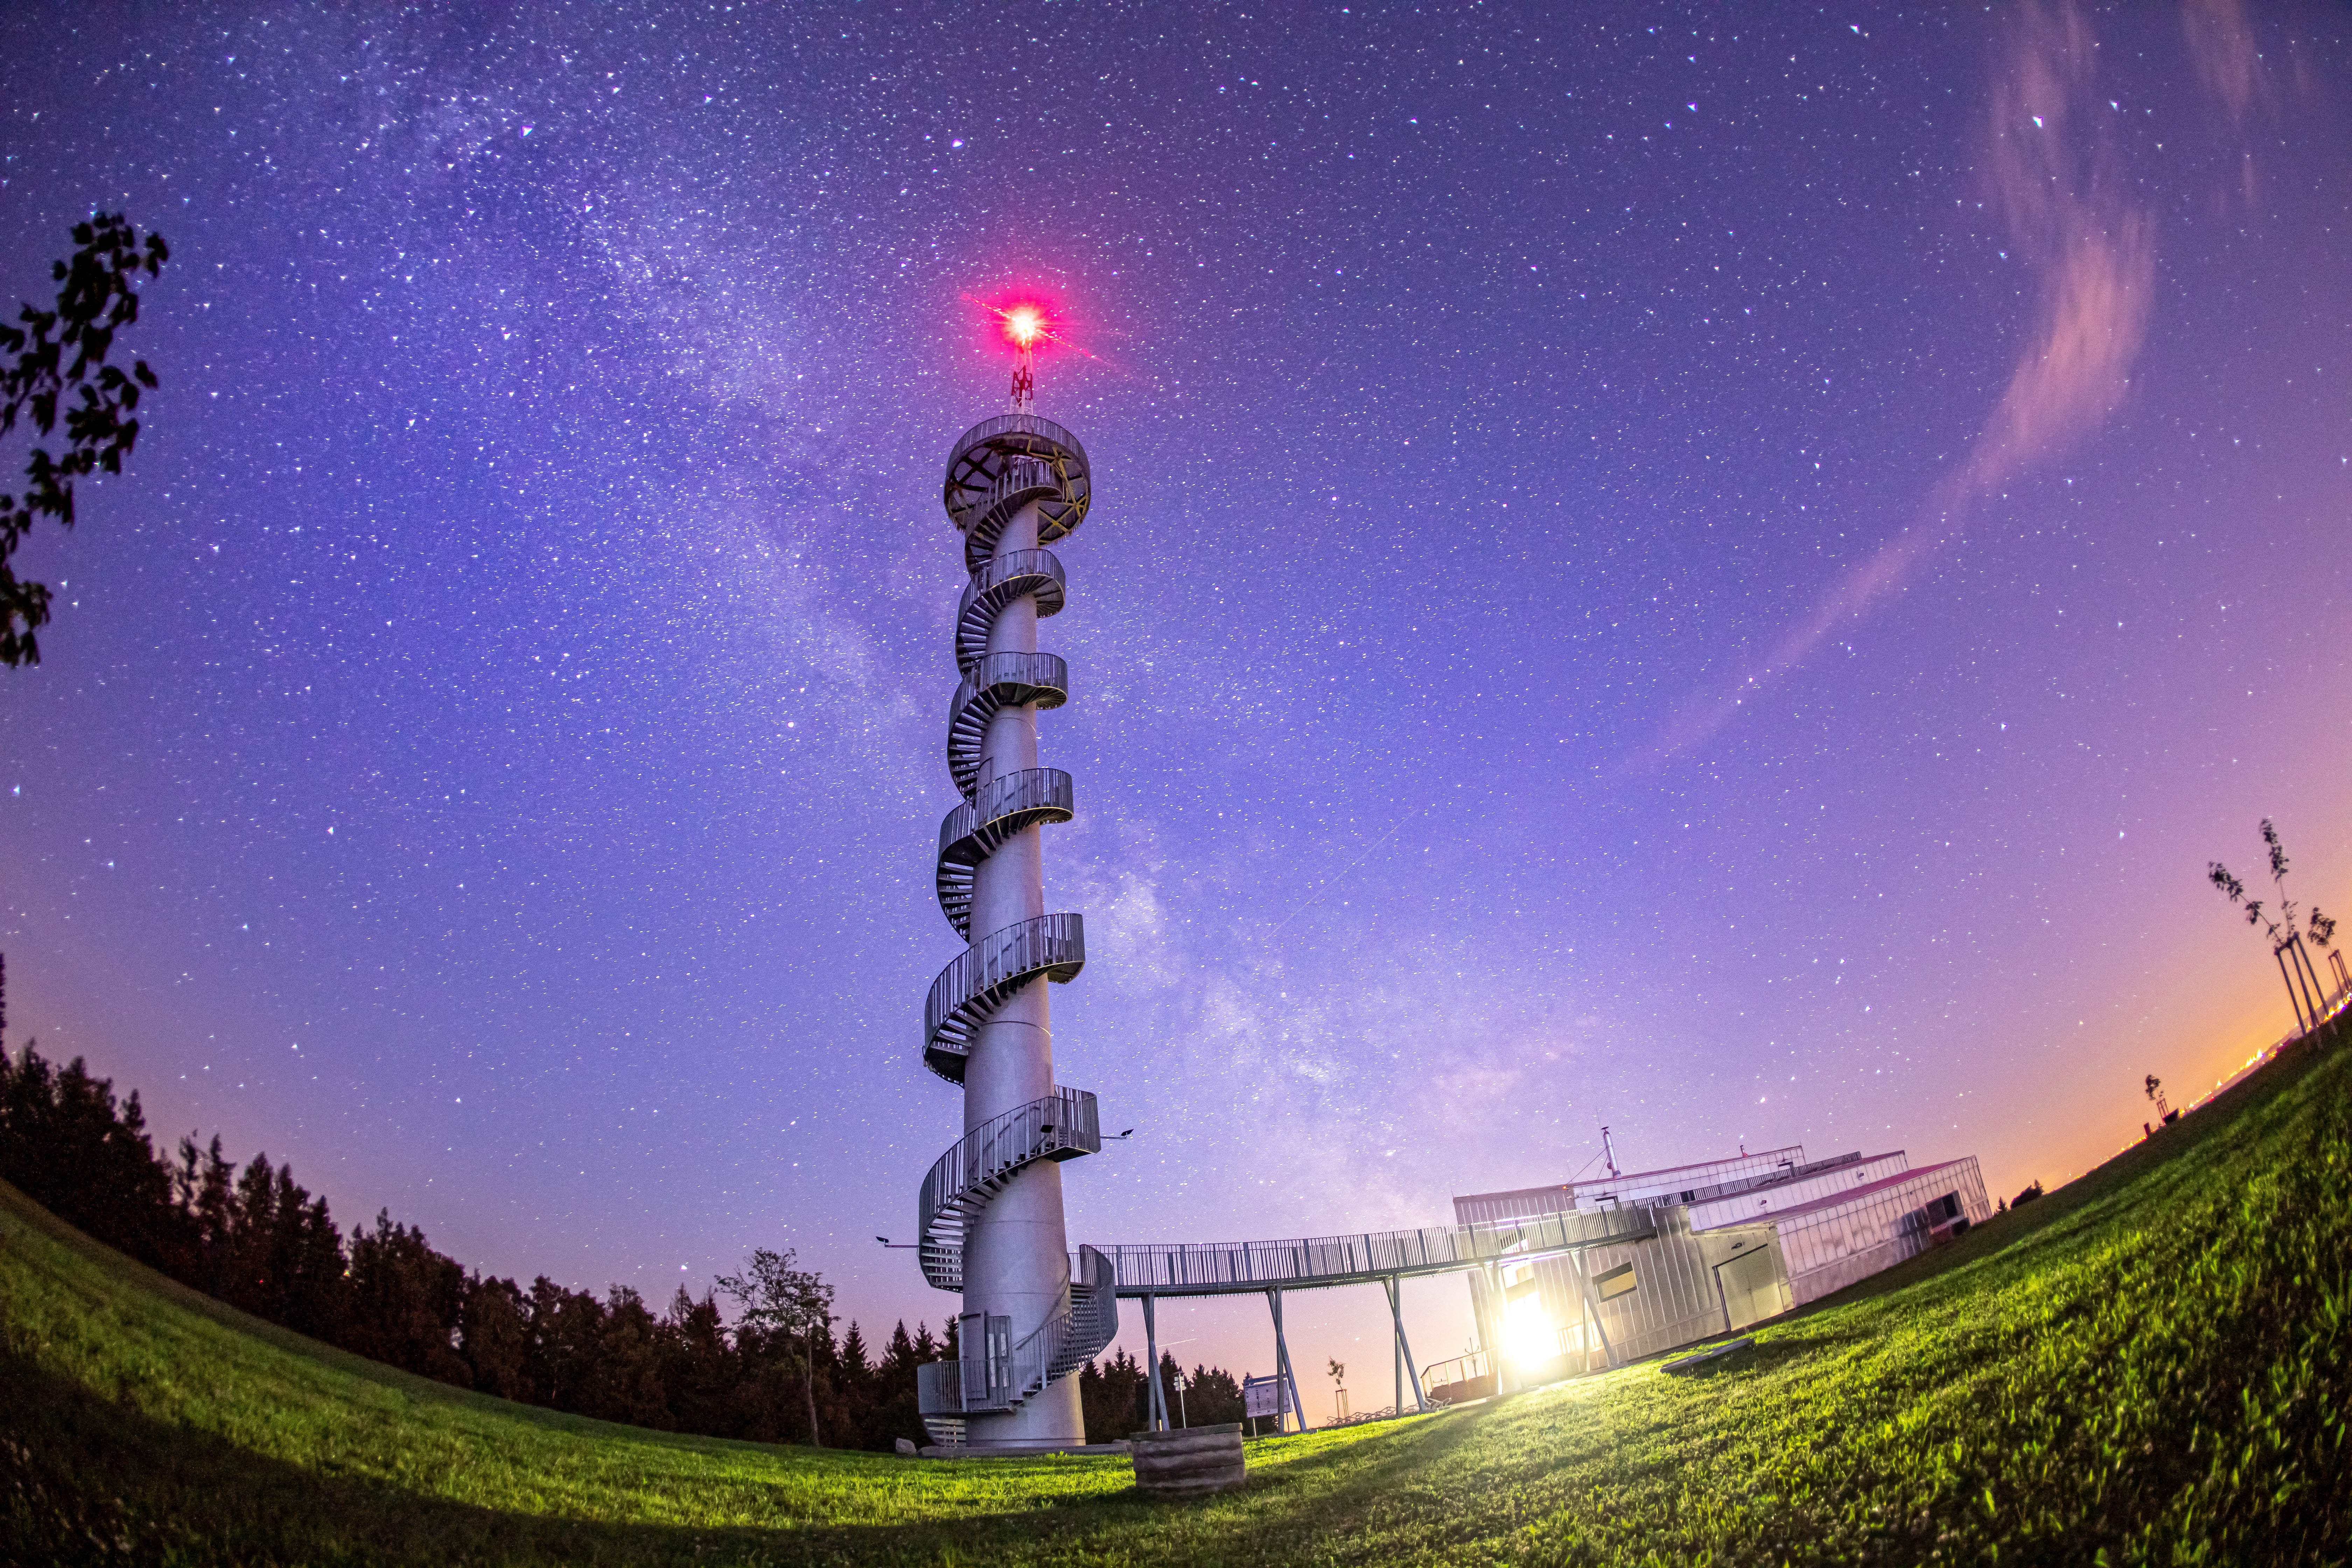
left=913, top=307, right=1114, bottom=1450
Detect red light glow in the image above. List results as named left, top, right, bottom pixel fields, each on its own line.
left=960, top=293, right=1116, bottom=386
left=1003, top=304, right=1046, bottom=346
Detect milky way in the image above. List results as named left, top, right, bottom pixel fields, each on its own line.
left=3, top=1, right=2348, bottom=1379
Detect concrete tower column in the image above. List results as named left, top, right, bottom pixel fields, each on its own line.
left=962, top=497, right=1081, bottom=1446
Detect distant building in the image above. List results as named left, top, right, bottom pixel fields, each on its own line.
left=1454, top=1145, right=1993, bottom=1376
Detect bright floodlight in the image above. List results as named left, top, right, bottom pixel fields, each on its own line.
left=1505, top=1292, right=1553, bottom=1367
left=1004, top=304, right=1045, bottom=345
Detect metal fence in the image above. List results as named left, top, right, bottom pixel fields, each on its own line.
left=1416, top=1349, right=1493, bottom=1404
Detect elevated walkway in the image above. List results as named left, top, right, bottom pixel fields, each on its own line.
left=1088, top=1206, right=1661, bottom=1436
left=1092, top=1204, right=1658, bottom=1298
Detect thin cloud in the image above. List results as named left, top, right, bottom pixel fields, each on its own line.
left=1634, top=0, right=2154, bottom=767
left=2179, top=0, right=2273, bottom=127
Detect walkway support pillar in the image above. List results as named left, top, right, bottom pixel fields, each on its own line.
left=1570, top=1249, right=1619, bottom=1371
left=1484, top=1262, right=1518, bottom=1395
left=1143, top=1292, right=1167, bottom=1432
left=1384, top=1274, right=1424, bottom=1413
left=1268, top=1288, right=1302, bottom=1434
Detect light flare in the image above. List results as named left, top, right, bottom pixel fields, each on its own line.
left=960, top=293, right=1103, bottom=364
left=1504, top=1290, right=1554, bottom=1367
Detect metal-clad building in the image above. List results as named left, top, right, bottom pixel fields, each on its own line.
left=1767, top=1157, right=1992, bottom=1304
left=1683, top=1151, right=1914, bottom=1229
left=1563, top=1146, right=1812, bottom=1210
left=1455, top=1144, right=1993, bottom=1375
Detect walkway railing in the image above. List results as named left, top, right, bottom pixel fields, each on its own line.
left=1418, top=1349, right=1493, bottom=1404
left=1094, top=1205, right=1659, bottom=1298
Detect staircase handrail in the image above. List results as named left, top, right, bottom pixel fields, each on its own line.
left=918, top=1088, right=1099, bottom=1290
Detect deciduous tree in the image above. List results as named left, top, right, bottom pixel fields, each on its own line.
left=716, top=1246, right=834, bottom=1446
left=0, top=213, right=168, bottom=666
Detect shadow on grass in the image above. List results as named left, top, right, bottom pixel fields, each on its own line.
left=0, top=1172, right=846, bottom=1466
left=5, top=1349, right=775, bottom=1567
left=1, top=1339, right=1510, bottom=1568
left=1658, top=1344, right=1769, bottom=1382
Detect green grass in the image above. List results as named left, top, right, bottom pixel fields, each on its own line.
left=7, top=1029, right=2352, bottom=1566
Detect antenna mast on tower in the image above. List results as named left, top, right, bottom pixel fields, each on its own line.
left=1002, top=305, right=1043, bottom=413
left=1010, top=338, right=1035, bottom=413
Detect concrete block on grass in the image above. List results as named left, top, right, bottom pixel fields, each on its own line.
left=1130, top=1423, right=1246, bottom=1498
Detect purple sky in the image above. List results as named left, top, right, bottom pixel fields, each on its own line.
left=4, top=1, right=2349, bottom=1391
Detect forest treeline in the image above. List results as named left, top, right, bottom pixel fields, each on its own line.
left=0, top=1042, right=1244, bottom=1448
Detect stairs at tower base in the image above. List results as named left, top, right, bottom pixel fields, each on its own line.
left=916, top=1244, right=1118, bottom=1443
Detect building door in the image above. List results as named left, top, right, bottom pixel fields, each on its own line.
left=1716, top=1246, right=1791, bottom=1330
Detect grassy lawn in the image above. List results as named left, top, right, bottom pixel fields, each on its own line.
left=6, top=1027, right=2351, bottom=1565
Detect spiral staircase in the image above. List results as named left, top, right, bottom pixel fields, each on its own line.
left=915, top=411, right=1117, bottom=1446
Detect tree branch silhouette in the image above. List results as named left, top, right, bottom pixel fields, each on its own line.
left=0, top=212, right=169, bottom=667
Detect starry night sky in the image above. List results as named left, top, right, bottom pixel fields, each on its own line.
left=4, top=1, right=2349, bottom=1384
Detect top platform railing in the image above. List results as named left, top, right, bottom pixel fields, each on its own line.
left=1092, top=1204, right=1659, bottom=1298
left=941, top=413, right=1090, bottom=555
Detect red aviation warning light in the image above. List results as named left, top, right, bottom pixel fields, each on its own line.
left=1002, top=303, right=1046, bottom=347
left=999, top=302, right=1045, bottom=410
left=964, top=294, right=1099, bottom=414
